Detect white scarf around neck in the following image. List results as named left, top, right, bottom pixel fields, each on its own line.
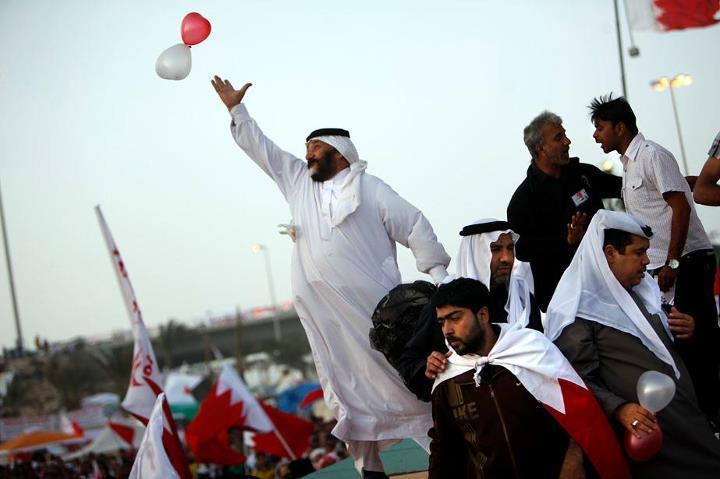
left=314, top=135, right=367, bottom=227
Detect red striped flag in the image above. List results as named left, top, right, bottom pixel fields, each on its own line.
left=628, top=0, right=720, bottom=31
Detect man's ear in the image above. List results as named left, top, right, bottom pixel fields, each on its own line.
left=476, top=306, right=490, bottom=325
left=334, top=150, right=349, bottom=166
left=603, top=244, right=617, bottom=264
left=614, top=122, right=625, bottom=137
left=535, top=143, right=544, bottom=160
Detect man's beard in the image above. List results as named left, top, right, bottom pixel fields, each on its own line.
left=446, top=324, right=485, bottom=356
left=490, top=271, right=510, bottom=288
left=308, top=151, right=334, bottom=182
left=490, top=264, right=511, bottom=288
left=553, top=151, right=571, bottom=165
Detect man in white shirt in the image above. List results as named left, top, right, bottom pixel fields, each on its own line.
left=211, top=77, right=451, bottom=478
left=589, top=94, right=719, bottom=423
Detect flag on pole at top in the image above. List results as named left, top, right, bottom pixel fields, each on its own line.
left=627, top=0, right=720, bottom=31
left=95, top=205, right=163, bottom=424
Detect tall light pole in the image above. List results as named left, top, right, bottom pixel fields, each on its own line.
left=251, top=243, right=281, bottom=342
left=650, top=74, right=693, bottom=176
left=0, top=178, right=23, bottom=355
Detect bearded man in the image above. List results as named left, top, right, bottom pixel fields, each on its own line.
left=211, top=77, right=450, bottom=478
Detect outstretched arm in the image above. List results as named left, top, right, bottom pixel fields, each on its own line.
left=694, top=156, right=720, bottom=206
left=211, top=76, right=305, bottom=200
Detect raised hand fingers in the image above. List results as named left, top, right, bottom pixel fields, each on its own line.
left=211, top=75, right=224, bottom=91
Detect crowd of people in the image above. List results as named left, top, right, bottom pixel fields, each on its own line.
left=0, top=417, right=348, bottom=478
left=0, top=450, right=135, bottom=478
left=212, top=75, right=720, bottom=479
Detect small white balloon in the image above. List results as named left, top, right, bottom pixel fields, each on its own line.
left=155, top=43, right=192, bottom=81
left=637, top=370, right=675, bottom=413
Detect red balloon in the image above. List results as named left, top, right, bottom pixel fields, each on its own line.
left=181, top=12, right=211, bottom=46
left=623, top=424, right=663, bottom=461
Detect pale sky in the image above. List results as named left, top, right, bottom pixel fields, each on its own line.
left=0, top=0, right=718, bottom=349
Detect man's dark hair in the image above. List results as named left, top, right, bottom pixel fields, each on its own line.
left=431, top=277, right=490, bottom=313
left=602, top=227, right=650, bottom=254
left=588, top=94, right=638, bottom=135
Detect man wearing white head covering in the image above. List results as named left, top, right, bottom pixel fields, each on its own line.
left=397, top=219, right=541, bottom=402
left=548, top=210, right=720, bottom=478
left=456, top=219, right=540, bottom=329
left=211, top=77, right=451, bottom=478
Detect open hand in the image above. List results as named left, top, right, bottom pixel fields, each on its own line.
left=211, top=75, right=252, bottom=111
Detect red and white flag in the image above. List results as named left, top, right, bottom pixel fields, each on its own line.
left=96, top=206, right=190, bottom=478
left=60, top=414, right=84, bottom=437
left=96, top=206, right=163, bottom=423
left=129, top=393, right=180, bottom=479
left=108, top=418, right=144, bottom=448
left=434, top=325, right=631, bottom=479
left=252, top=403, right=314, bottom=459
left=164, top=372, right=203, bottom=406
left=627, top=0, right=720, bottom=31
left=187, top=364, right=312, bottom=462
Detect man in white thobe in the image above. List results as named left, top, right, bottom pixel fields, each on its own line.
left=211, top=77, right=450, bottom=477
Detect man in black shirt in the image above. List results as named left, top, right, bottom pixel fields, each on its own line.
left=507, top=111, right=621, bottom=311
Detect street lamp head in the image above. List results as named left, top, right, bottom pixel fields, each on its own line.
left=251, top=243, right=265, bottom=253
left=650, top=74, right=693, bottom=91
left=671, top=74, right=692, bottom=88
left=601, top=159, right=615, bottom=173
left=650, top=76, right=670, bottom=92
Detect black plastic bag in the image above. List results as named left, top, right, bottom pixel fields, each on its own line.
left=369, top=280, right=436, bottom=368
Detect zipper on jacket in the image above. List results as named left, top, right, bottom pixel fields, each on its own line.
left=489, top=384, right=520, bottom=479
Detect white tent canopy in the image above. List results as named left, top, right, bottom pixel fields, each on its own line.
left=63, top=419, right=144, bottom=461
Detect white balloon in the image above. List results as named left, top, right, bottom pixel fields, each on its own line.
left=155, top=44, right=192, bottom=81
left=637, top=370, right=676, bottom=413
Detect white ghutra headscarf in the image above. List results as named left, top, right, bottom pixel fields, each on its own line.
left=544, top=210, right=678, bottom=377
left=310, top=134, right=367, bottom=227
left=456, top=219, right=535, bottom=327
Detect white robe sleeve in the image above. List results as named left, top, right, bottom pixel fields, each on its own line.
left=229, top=104, right=306, bottom=200
left=377, top=182, right=450, bottom=280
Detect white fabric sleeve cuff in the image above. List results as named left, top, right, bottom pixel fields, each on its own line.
left=428, top=266, right=449, bottom=284
left=230, top=103, right=250, bottom=121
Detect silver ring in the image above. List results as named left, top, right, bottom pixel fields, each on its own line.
left=631, top=420, right=639, bottom=428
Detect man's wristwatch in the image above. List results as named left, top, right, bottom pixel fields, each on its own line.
left=665, top=259, right=680, bottom=270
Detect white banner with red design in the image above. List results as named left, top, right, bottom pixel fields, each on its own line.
left=95, top=206, right=163, bottom=424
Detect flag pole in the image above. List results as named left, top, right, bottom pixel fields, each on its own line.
left=270, top=424, right=297, bottom=460
left=0, top=178, right=23, bottom=354
left=613, top=0, right=628, bottom=98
